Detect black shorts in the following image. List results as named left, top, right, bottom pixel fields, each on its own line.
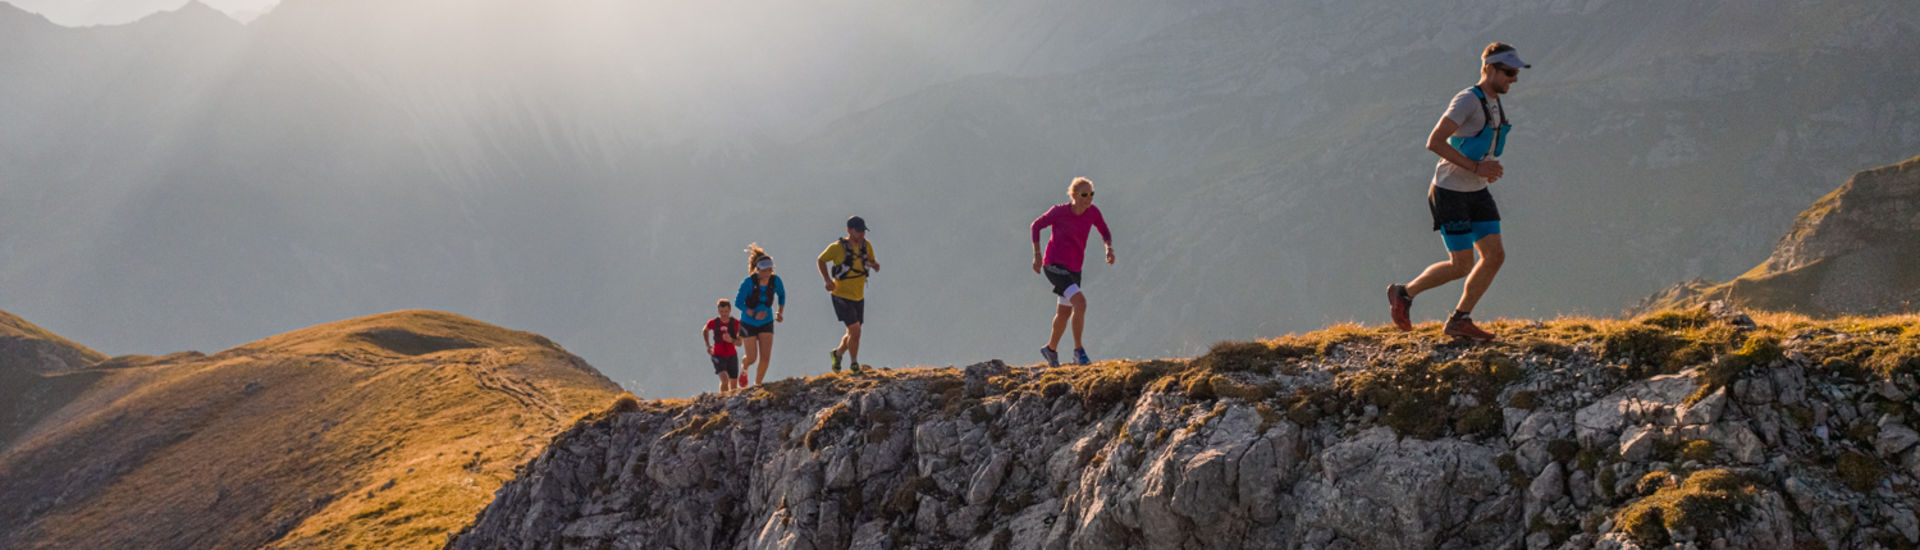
left=832, top=296, right=865, bottom=326
left=1428, top=187, right=1501, bottom=234
left=710, top=354, right=740, bottom=378
left=741, top=322, right=773, bottom=337
left=1044, top=264, right=1082, bottom=296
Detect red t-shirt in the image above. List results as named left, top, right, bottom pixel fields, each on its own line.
left=705, top=317, right=741, bottom=357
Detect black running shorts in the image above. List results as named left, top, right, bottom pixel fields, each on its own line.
left=741, top=322, right=773, bottom=337
left=1044, top=264, right=1082, bottom=296
left=1428, top=187, right=1501, bottom=234
left=832, top=296, right=865, bottom=326
left=710, top=354, right=740, bottom=378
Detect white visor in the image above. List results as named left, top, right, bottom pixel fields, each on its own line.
left=756, top=259, right=774, bottom=270
left=1483, top=50, right=1530, bottom=69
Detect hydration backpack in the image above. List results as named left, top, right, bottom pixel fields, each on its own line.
left=830, top=239, right=870, bottom=280
left=743, top=276, right=777, bottom=310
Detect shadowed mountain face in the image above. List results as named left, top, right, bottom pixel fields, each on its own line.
left=3, top=1, right=1919, bottom=397
left=0, top=310, right=109, bottom=447
left=0, top=309, right=623, bottom=550
left=1641, top=154, right=1920, bottom=315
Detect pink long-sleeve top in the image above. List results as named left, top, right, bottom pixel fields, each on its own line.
left=1030, top=203, right=1111, bottom=272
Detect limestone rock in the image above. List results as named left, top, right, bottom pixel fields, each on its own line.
left=1878, top=424, right=1920, bottom=458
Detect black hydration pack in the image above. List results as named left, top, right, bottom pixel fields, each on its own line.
left=831, top=238, right=870, bottom=280
left=743, top=276, right=777, bottom=310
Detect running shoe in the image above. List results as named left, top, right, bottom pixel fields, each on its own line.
left=738, top=374, right=749, bottom=388
left=1387, top=284, right=1413, bottom=331
left=1073, top=348, right=1091, bottom=366
left=1444, top=315, right=1496, bottom=342
left=1041, top=347, right=1060, bottom=368
left=830, top=349, right=843, bottom=372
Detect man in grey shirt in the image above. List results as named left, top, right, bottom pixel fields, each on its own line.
left=1387, top=42, right=1530, bottom=341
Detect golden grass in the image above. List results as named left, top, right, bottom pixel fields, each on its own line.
left=1, top=311, right=622, bottom=550
left=732, top=308, right=1917, bottom=443
left=1614, top=469, right=1761, bottom=547
left=0, top=309, right=107, bottom=364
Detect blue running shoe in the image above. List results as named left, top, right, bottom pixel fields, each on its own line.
left=1041, top=347, right=1060, bottom=368
left=1074, top=348, right=1091, bottom=366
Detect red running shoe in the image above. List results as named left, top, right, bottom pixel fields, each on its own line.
left=1387, top=284, right=1413, bottom=331
left=1444, top=315, right=1496, bottom=342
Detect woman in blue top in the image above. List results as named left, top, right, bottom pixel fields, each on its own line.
left=735, top=244, right=786, bottom=386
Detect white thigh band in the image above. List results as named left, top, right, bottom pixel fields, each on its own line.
left=1057, top=284, right=1081, bottom=306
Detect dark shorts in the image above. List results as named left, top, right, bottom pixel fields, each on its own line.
left=741, top=322, right=773, bottom=337
left=1428, top=186, right=1501, bottom=233
left=710, top=354, right=740, bottom=378
left=832, top=296, right=865, bottom=326
left=1044, top=264, right=1082, bottom=296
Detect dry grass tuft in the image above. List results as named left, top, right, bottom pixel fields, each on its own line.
left=1613, top=469, right=1759, bottom=547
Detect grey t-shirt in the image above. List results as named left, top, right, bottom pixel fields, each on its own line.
left=1431, top=87, right=1506, bottom=192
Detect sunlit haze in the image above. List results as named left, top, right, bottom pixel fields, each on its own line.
left=1, top=1, right=1916, bottom=398
left=3, top=0, right=277, bottom=24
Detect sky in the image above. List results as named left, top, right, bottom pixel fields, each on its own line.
left=3, top=0, right=276, bottom=25
left=2, top=0, right=1916, bottom=398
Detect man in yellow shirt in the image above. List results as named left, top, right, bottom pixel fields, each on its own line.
left=818, top=216, right=879, bottom=372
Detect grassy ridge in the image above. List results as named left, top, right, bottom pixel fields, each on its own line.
left=0, top=310, right=623, bottom=550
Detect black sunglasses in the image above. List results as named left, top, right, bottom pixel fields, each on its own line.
left=1493, top=65, right=1518, bottom=77
left=1076, top=191, right=1095, bottom=198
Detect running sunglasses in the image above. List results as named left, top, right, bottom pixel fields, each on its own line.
left=1492, top=65, right=1518, bottom=77
left=1076, top=191, right=1095, bottom=197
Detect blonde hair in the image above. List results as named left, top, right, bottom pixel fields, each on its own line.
left=1068, top=177, right=1093, bottom=198
left=717, top=299, right=732, bottom=307
left=745, top=243, right=772, bottom=275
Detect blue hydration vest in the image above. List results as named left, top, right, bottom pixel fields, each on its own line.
left=1446, top=86, right=1510, bottom=162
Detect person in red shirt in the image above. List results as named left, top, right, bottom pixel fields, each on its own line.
left=702, top=299, right=744, bottom=392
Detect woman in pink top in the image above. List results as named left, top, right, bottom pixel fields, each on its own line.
left=1030, top=177, right=1114, bottom=367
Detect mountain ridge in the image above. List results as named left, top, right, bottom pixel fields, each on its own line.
left=0, top=308, right=624, bottom=550
left=1639, top=154, right=1920, bottom=316
left=454, top=305, right=1920, bottom=549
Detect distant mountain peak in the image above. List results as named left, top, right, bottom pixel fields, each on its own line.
left=0, top=2, right=54, bottom=26
left=142, top=0, right=242, bottom=27
left=228, top=309, right=569, bottom=359
left=1639, top=154, right=1920, bottom=315
left=0, top=309, right=105, bottom=375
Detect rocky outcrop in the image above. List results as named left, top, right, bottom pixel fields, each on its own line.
left=455, top=306, right=1920, bottom=549
left=1641, top=154, right=1920, bottom=315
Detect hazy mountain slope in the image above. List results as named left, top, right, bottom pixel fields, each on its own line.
left=738, top=1, right=1920, bottom=360
left=1641, top=154, right=1920, bottom=316
left=454, top=307, right=1920, bottom=549
left=2, top=1, right=1917, bottom=397
left=0, top=309, right=109, bottom=448
left=0, top=310, right=623, bottom=550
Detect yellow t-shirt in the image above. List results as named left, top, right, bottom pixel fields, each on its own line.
left=819, top=239, right=876, bottom=301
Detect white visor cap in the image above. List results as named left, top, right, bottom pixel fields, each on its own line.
left=1484, top=50, right=1531, bottom=69
left=756, top=259, right=774, bottom=270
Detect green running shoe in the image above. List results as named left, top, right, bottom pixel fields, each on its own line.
left=830, top=349, right=844, bottom=372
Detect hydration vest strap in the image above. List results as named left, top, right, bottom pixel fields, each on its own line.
left=833, top=238, right=868, bottom=280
